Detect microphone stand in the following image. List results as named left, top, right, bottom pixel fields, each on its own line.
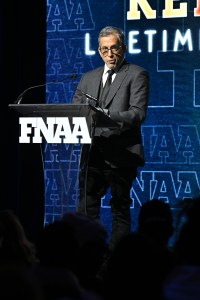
left=14, top=74, right=78, bottom=104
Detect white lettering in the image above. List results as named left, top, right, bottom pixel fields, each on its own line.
left=19, top=117, right=91, bottom=144
left=144, top=30, right=157, bottom=52
left=85, top=33, right=95, bottom=55
left=173, top=29, right=193, bottom=51
left=128, top=31, right=141, bottom=53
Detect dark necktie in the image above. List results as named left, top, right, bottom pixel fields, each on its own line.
left=100, top=69, right=114, bottom=107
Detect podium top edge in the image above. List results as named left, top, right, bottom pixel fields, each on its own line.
left=8, top=103, right=89, bottom=108
left=8, top=103, right=120, bottom=128
left=8, top=103, right=93, bottom=117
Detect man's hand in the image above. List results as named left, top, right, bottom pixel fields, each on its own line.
left=96, top=107, right=110, bottom=116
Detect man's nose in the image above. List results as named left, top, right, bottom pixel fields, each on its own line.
left=107, top=49, right=113, bottom=56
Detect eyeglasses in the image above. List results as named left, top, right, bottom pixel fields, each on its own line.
left=99, top=45, right=122, bottom=56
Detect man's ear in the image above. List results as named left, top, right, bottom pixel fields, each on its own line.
left=98, top=47, right=104, bottom=59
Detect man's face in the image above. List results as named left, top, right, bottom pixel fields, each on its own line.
left=98, top=34, right=126, bottom=70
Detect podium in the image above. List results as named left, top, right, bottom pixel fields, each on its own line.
left=9, top=103, right=119, bottom=224
left=8, top=103, right=119, bottom=128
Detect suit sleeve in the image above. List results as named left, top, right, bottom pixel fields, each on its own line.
left=110, top=69, right=149, bottom=128
left=72, top=76, right=85, bottom=104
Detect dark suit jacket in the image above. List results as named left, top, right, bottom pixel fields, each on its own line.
left=72, top=61, right=149, bottom=168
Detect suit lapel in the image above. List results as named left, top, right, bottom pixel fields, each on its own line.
left=104, top=63, right=129, bottom=107
left=90, top=68, right=104, bottom=100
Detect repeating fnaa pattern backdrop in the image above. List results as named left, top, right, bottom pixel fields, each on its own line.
left=45, top=0, right=200, bottom=240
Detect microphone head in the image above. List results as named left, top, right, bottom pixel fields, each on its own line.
left=70, top=74, right=77, bottom=78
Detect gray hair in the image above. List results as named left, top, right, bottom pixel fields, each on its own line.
left=98, top=26, right=125, bottom=46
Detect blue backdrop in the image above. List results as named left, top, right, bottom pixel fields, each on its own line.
left=44, top=0, right=200, bottom=243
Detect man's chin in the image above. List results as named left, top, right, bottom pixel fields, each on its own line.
left=107, top=63, right=116, bottom=69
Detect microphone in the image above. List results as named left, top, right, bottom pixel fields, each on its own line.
left=78, top=90, right=99, bottom=108
left=78, top=89, right=110, bottom=116
left=79, top=90, right=98, bottom=103
left=15, top=74, right=78, bottom=104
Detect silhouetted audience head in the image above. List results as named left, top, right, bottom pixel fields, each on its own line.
left=103, top=231, right=175, bottom=300
left=61, top=212, right=107, bottom=249
left=0, top=209, right=38, bottom=267
left=163, top=196, right=200, bottom=300
left=137, top=199, right=174, bottom=247
left=34, top=217, right=104, bottom=300
left=173, top=196, right=200, bottom=265
left=61, top=212, right=108, bottom=295
left=36, top=220, right=79, bottom=270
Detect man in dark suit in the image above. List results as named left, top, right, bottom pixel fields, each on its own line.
left=72, top=26, right=149, bottom=251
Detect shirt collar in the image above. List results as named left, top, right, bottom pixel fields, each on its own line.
left=103, top=64, right=111, bottom=75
